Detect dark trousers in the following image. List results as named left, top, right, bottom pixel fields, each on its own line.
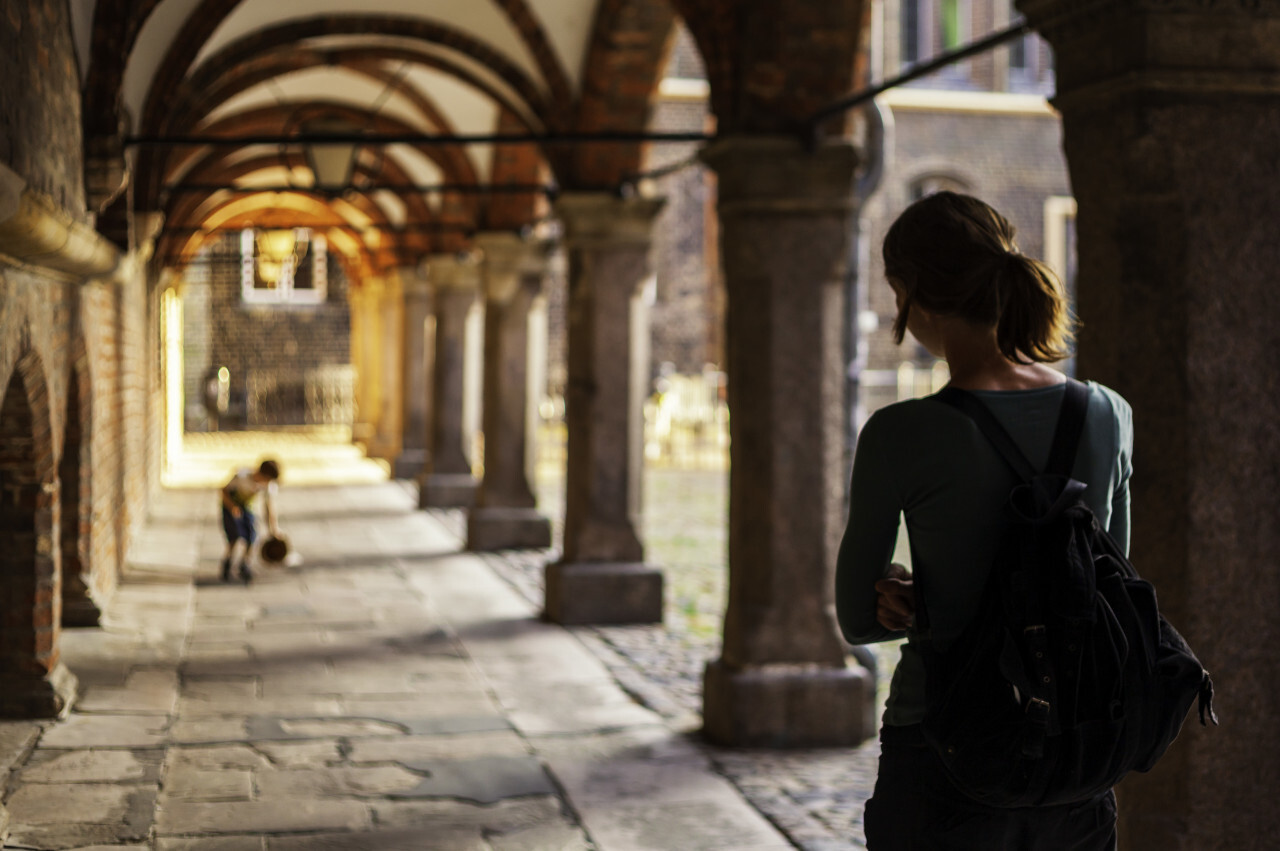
left=221, top=506, right=257, bottom=546
left=865, top=725, right=1117, bottom=851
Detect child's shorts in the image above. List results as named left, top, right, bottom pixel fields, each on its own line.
left=222, top=506, right=257, bottom=545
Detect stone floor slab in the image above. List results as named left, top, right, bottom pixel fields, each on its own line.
left=19, top=748, right=162, bottom=784
left=39, top=715, right=171, bottom=749
left=163, top=767, right=254, bottom=801
left=369, top=795, right=566, bottom=832
left=252, top=740, right=343, bottom=767
left=155, top=799, right=372, bottom=835
left=265, top=827, right=488, bottom=850
left=574, top=799, right=793, bottom=851
left=346, top=730, right=529, bottom=763
left=157, top=836, right=266, bottom=850
left=77, top=671, right=180, bottom=715
left=6, top=786, right=156, bottom=850
left=486, top=822, right=594, bottom=851
left=390, top=755, right=557, bottom=804
left=254, top=765, right=424, bottom=798
left=7, top=783, right=141, bottom=824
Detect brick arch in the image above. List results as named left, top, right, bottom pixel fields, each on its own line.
left=82, top=0, right=165, bottom=137
left=169, top=196, right=384, bottom=277
left=667, top=0, right=867, bottom=135
left=0, top=344, right=73, bottom=717
left=134, top=14, right=557, bottom=215
left=566, top=0, right=679, bottom=188
left=160, top=152, right=438, bottom=261
left=161, top=50, right=501, bottom=194
left=144, top=102, right=485, bottom=223
left=485, top=109, right=547, bottom=230
left=488, top=0, right=573, bottom=115
left=60, top=348, right=99, bottom=628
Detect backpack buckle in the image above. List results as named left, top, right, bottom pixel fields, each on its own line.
left=1021, top=698, right=1051, bottom=759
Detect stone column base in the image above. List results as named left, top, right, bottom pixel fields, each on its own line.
left=0, top=663, right=78, bottom=719
left=394, top=449, right=427, bottom=480
left=61, top=595, right=103, bottom=628
left=702, top=657, right=875, bottom=748
left=467, top=507, right=552, bottom=551
left=419, top=473, right=477, bottom=509
left=544, top=561, right=663, bottom=625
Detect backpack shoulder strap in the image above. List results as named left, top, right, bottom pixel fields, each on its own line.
left=935, top=386, right=1037, bottom=483
left=1044, top=379, right=1090, bottom=478
left=935, top=379, right=1091, bottom=481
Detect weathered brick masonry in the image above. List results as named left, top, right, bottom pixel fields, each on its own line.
left=182, top=235, right=352, bottom=429
left=2, top=0, right=151, bottom=649
left=0, top=1, right=85, bottom=212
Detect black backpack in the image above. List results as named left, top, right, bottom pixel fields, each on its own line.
left=915, top=379, right=1217, bottom=808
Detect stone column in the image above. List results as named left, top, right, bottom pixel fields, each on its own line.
left=348, top=282, right=380, bottom=443
left=544, top=194, right=664, bottom=625
left=700, top=137, right=873, bottom=748
left=419, top=254, right=481, bottom=508
left=370, top=275, right=403, bottom=460
left=395, top=265, right=432, bottom=479
left=466, top=233, right=552, bottom=551
left=1019, top=3, right=1280, bottom=847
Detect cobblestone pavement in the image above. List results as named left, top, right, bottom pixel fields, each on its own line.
left=431, top=468, right=905, bottom=851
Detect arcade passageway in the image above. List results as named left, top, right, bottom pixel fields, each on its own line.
left=3, top=1, right=1280, bottom=848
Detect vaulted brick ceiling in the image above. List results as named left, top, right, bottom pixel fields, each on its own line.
left=76, top=0, right=681, bottom=269
left=78, top=0, right=866, bottom=269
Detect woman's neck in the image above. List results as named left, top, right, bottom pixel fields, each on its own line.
left=939, top=319, right=1065, bottom=391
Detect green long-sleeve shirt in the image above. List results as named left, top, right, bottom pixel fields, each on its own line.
left=835, top=381, right=1133, bottom=726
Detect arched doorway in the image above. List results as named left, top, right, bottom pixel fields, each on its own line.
left=0, top=355, right=77, bottom=717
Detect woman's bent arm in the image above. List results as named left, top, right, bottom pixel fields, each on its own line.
left=836, top=411, right=907, bottom=644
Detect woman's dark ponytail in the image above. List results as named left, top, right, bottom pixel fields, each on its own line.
left=994, top=251, right=1073, bottom=364
left=883, top=192, right=1075, bottom=364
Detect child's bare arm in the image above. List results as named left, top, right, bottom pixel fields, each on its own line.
left=221, top=484, right=241, bottom=516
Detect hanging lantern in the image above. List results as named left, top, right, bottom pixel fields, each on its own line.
left=296, top=117, right=361, bottom=192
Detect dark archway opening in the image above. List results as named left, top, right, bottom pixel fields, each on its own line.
left=60, top=367, right=98, bottom=626
left=0, top=369, right=40, bottom=698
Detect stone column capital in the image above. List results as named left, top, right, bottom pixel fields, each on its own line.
left=424, top=253, right=482, bottom=292
left=474, top=232, right=553, bottom=302
left=397, top=264, right=431, bottom=300
left=700, top=136, right=859, bottom=216
left=553, top=193, right=666, bottom=247
left=1018, top=0, right=1280, bottom=104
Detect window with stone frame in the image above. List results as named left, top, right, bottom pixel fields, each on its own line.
left=240, top=228, right=328, bottom=305
left=1006, top=1, right=1055, bottom=94
left=901, top=0, right=974, bottom=88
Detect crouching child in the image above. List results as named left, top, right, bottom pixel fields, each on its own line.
left=219, top=459, right=280, bottom=584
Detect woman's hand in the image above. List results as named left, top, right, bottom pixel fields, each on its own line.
left=875, top=562, right=915, bottom=632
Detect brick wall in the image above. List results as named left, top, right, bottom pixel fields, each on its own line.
left=187, top=234, right=352, bottom=428
left=79, top=279, right=124, bottom=605
left=0, top=0, right=85, bottom=214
